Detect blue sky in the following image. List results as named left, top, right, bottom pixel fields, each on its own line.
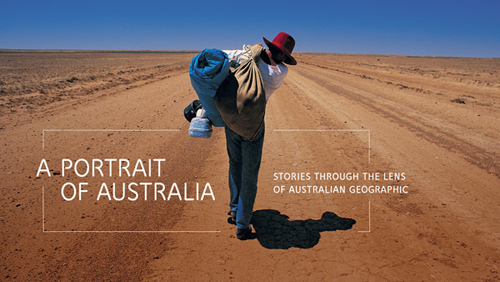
left=1, top=0, right=499, bottom=57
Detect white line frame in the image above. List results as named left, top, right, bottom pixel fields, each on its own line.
left=358, top=201, right=371, bottom=233
left=41, top=129, right=220, bottom=233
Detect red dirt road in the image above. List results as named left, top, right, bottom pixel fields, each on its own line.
left=1, top=52, right=499, bottom=281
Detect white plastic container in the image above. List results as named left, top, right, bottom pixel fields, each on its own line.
left=189, top=109, right=213, bottom=138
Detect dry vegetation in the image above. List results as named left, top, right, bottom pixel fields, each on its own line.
left=0, top=50, right=195, bottom=119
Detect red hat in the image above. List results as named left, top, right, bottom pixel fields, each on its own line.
left=263, top=32, right=297, bottom=65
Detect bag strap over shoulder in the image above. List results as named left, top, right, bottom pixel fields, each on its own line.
left=247, top=44, right=265, bottom=63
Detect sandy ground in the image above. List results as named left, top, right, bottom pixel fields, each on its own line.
left=1, top=51, right=499, bottom=281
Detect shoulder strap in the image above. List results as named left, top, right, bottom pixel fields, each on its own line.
left=247, top=44, right=265, bottom=63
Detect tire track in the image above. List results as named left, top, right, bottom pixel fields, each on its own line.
left=295, top=64, right=499, bottom=178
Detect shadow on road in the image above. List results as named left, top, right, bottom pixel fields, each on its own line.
left=230, top=209, right=356, bottom=249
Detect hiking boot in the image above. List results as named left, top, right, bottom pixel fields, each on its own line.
left=236, top=226, right=252, bottom=240
left=230, top=210, right=236, bottom=222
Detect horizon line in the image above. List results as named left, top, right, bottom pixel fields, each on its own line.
left=0, top=48, right=498, bottom=59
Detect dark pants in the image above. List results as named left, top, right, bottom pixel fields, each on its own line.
left=225, top=124, right=265, bottom=229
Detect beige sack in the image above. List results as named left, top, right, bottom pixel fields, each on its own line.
left=215, top=44, right=266, bottom=140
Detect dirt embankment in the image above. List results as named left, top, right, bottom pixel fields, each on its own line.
left=0, top=51, right=195, bottom=128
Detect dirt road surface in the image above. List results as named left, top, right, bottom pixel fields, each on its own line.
left=1, top=51, right=499, bottom=281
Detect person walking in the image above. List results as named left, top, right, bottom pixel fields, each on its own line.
left=222, top=32, right=297, bottom=239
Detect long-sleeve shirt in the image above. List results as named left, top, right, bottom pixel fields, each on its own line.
left=222, top=45, right=288, bottom=102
